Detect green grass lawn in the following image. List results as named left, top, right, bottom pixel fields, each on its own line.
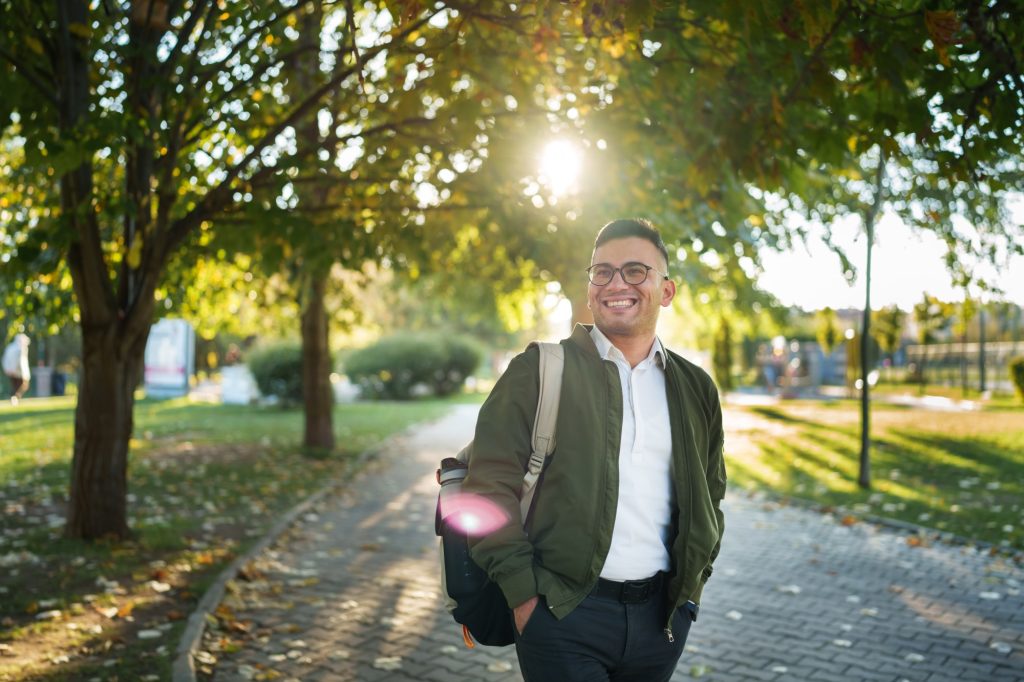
left=871, top=381, right=1024, bottom=408
left=724, top=399, right=1024, bottom=551
left=0, top=396, right=454, bottom=681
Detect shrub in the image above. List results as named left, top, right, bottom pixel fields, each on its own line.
left=1010, top=356, right=1024, bottom=402
left=247, top=341, right=304, bottom=406
left=345, top=333, right=482, bottom=400
left=434, top=335, right=485, bottom=397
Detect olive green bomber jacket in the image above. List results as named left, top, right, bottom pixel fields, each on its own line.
left=464, top=324, right=726, bottom=621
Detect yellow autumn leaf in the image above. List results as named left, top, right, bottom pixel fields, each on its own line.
left=127, top=236, right=143, bottom=269
left=68, top=22, right=92, bottom=39
left=25, top=36, right=44, bottom=55
left=601, top=36, right=626, bottom=59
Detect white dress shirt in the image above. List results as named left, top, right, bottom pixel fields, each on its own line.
left=590, top=326, right=675, bottom=581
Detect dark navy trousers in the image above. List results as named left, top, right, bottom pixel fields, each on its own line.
left=513, top=591, right=694, bottom=682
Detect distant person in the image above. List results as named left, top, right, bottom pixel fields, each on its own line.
left=2, top=333, right=31, bottom=405
left=464, top=219, right=726, bottom=681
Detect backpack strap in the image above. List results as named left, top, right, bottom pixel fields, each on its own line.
left=519, top=341, right=564, bottom=520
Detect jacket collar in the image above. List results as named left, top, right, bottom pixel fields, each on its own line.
left=570, top=323, right=665, bottom=369
left=569, top=324, right=603, bottom=361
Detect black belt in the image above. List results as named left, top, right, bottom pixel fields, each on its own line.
left=590, top=573, right=664, bottom=604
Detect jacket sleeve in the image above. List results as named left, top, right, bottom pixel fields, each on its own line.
left=462, top=348, right=540, bottom=609
left=703, top=380, right=727, bottom=580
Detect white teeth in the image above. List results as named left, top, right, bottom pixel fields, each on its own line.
left=605, top=300, right=635, bottom=308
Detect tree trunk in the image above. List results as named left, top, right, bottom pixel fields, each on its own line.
left=858, top=148, right=885, bottom=491
left=978, top=304, right=987, bottom=393
left=301, top=273, right=335, bottom=451
left=961, top=335, right=968, bottom=396
left=65, top=323, right=149, bottom=539
left=858, top=217, right=873, bottom=490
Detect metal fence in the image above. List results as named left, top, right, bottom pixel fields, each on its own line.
left=905, top=341, right=1023, bottom=393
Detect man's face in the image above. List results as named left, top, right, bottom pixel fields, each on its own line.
left=587, top=237, right=675, bottom=340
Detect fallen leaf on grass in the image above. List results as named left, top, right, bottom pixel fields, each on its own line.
left=117, top=602, right=135, bottom=618
left=237, top=664, right=258, bottom=680
left=228, top=620, right=252, bottom=634
left=238, top=564, right=265, bottom=582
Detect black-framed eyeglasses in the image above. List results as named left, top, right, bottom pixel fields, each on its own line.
left=586, top=262, right=669, bottom=286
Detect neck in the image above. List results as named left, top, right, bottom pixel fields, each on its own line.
left=605, top=331, right=656, bottom=369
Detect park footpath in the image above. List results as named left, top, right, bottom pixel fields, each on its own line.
left=190, top=405, right=1024, bottom=682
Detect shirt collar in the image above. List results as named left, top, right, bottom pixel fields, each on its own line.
left=589, top=326, right=665, bottom=369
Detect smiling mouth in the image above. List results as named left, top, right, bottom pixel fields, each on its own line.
left=603, top=299, right=637, bottom=309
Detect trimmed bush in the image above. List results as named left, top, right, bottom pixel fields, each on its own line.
left=247, top=341, right=303, bottom=405
left=1010, top=356, right=1024, bottom=402
left=345, top=333, right=482, bottom=400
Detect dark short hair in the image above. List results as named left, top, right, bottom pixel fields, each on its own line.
left=593, top=218, right=670, bottom=268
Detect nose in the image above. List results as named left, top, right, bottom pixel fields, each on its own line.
left=605, top=268, right=631, bottom=288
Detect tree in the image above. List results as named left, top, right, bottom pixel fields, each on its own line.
left=0, top=0, right=567, bottom=539
left=953, top=297, right=978, bottom=396
left=872, top=304, right=905, bottom=383
left=712, top=317, right=734, bottom=392
left=815, top=307, right=841, bottom=355
left=912, top=293, right=954, bottom=394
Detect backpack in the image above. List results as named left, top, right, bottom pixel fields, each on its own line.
left=435, top=341, right=564, bottom=647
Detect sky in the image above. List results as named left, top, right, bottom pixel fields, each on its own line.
left=756, top=207, right=1024, bottom=311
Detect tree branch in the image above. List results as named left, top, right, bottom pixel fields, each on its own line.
left=781, top=1, right=855, bottom=107
left=0, top=47, right=58, bottom=105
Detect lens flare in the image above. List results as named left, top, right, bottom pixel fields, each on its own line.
left=538, top=139, right=583, bottom=197
left=439, top=492, right=509, bottom=536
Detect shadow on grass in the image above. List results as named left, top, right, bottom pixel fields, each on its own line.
left=730, top=404, right=1024, bottom=548
left=747, top=405, right=821, bottom=427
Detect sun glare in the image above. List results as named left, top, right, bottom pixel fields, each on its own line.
left=538, top=139, right=583, bottom=197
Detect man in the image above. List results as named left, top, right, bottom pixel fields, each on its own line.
left=2, top=333, right=31, bottom=405
left=464, top=219, right=726, bottom=681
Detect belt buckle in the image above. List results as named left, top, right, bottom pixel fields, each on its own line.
left=620, top=579, right=650, bottom=604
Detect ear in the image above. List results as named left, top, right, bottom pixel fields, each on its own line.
left=660, top=278, right=676, bottom=307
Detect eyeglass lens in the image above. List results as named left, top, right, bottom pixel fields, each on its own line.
left=589, top=263, right=651, bottom=285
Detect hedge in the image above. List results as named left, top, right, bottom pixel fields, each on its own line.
left=247, top=341, right=304, bottom=406
left=345, top=333, right=482, bottom=400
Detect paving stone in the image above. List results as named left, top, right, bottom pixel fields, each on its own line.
left=203, top=405, right=1024, bottom=681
